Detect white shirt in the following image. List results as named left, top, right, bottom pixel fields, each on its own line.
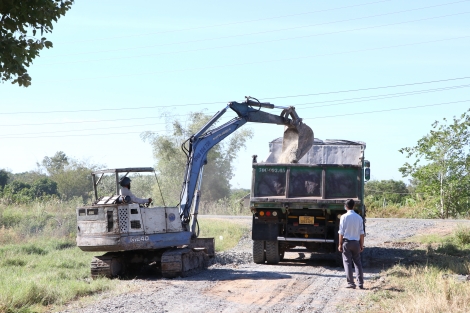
left=120, top=187, right=148, bottom=204
left=338, top=209, right=364, bottom=241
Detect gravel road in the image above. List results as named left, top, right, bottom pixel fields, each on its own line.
left=57, top=218, right=470, bottom=313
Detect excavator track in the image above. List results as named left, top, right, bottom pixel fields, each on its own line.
left=161, top=247, right=210, bottom=278
left=90, top=240, right=214, bottom=279
left=90, top=254, right=123, bottom=279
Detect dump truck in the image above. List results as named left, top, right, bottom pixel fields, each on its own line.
left=250, top=138, right=370, bottom=264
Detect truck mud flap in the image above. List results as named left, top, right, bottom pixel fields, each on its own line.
left=252, top=222, right=279, bottom=241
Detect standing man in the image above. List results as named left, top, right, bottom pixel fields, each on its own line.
left=338, top=199, right=364, bottom=289
left=119, top=177, right=152, bottom=205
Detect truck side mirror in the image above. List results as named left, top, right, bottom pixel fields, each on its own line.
left=364, top=168, right=370, bottom=181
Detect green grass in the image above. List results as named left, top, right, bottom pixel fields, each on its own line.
left=198, top=218, right=249, bottom=252
left=0, top=238, right=111, bottom=313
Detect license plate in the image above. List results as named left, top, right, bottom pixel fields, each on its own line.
left=299, top=216, right=315, bottom=224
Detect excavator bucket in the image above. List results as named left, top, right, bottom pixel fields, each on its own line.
left=280, top=123, right=314, bottom=163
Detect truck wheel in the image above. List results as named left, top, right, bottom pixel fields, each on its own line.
left=253, top=240, right=265, bottom=264
left=265, top=240, right=280, bottom=264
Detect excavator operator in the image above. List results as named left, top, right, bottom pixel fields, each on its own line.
left=119, top=177, right=152, bottom=205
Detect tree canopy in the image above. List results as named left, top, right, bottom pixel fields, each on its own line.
left=399, top=109, right=470, bottom=218
left=38, top=152, right=102, bottom=201
left=41, top=151, right=69, bottom=176
left=142, top=112, right=253, bottom=205
left=0, top=0, right=73, bottom=86
left=364, top=179, right=410, bottom=206
left=0, top=169, right=9, bottom=189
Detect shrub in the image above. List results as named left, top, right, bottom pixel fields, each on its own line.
left=454, top=226, right=470, bottom=246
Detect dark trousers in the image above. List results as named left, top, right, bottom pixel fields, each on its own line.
left=342, top=240, right=363, bottom=287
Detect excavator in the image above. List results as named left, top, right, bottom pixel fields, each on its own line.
left=76, top=97, right=314, bottom=278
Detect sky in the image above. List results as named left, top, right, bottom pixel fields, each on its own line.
left=1, top=0, right=470, bottom=189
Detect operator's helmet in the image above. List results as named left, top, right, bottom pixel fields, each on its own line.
left=119, top=177, right=132, bottom=187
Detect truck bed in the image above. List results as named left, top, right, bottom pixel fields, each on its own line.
left=251, top=196, right=360, bottom=204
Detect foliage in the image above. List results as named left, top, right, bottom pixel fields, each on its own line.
left=9, top=170, right=46, bottom=185
left=364, top=179, right=410, bottom=206
left=1, top=180, right=35, bottom=202
left=1, top=176, right=58, bottom=204
left=31, top=177, right=58, bottom=197
left=41, top=151, right=69, bottom=176
left=37, top=152, right=103, bottom=202
left=0, top=0, right=74, bottom=86
left=454, top=225, right=470, bottom=246
left=142, top=112, right=253, bottom=205
left=52, top=160, right=96, bottom=201
left=399, top=109, right=470, bottom=218
left=365, top=198, right=444, bottom=219
left=0, top=169, right=9, bottom=189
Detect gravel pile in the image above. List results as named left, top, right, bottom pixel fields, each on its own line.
left=211, top=251, right=253, bottom=266
left=210, top=229, right=253, bottom=266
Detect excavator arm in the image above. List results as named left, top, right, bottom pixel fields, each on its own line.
left=179, top=97, right=314, bottom=236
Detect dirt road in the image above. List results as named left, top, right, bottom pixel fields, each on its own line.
left=58, top=218, right=470, bottom=313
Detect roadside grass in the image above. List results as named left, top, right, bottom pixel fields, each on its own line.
left=366, top=203, right=431, bottom=218
left=198, top=199, right=251, bottom=216
left=365, top=226, right=470, bottom=312
left=198, top=218, right=249, bottom=252
left=0, top=238, right=111, bottom=313
left=0, top=200, right=248, bottom=312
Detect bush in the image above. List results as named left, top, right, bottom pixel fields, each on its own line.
left=454, top=226, right=470, bottom=246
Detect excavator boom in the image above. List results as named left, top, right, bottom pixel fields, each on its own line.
left=180, top=97, right=314, bottom=236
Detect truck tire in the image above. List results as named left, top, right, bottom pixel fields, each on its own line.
left=265, top=240, right=280, bottom=264
left=253, top=240, right=265, bottom=264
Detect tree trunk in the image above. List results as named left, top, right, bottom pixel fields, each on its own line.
left=440, top=171, right=445, bottom=219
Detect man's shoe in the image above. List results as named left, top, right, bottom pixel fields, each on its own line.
left=345, top=285, right=356, bottom=289
left=359, top=286, right=364, bottom=289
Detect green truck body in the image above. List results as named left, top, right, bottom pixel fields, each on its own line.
left=250, top=138, right=369, bottom=264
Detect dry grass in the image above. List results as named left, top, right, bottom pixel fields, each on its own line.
left=366, top=203, right=432, bottom=218
left=367, top=265, right=470, bottom=313
left=365, top=226, right=470, bottom=312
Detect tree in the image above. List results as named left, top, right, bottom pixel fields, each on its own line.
left=30, top=177, right=58, bottom=197
left=52, top=160, right=95, bottom=201
left=38, top=151, right=102, bottom=201
left=399, top=109, right=470, bottom=218
left=0, top=0, right=74, bottom=86
left=142, top=112, right=253, bottom=205
left=41, top=151, right=69, bottom=175
left=0, top=169, right=9, bottom=189
left=364, top=179, right=410, bottom=205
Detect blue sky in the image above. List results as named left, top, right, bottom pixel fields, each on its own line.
left=1, top=0, right=469, bottom=188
